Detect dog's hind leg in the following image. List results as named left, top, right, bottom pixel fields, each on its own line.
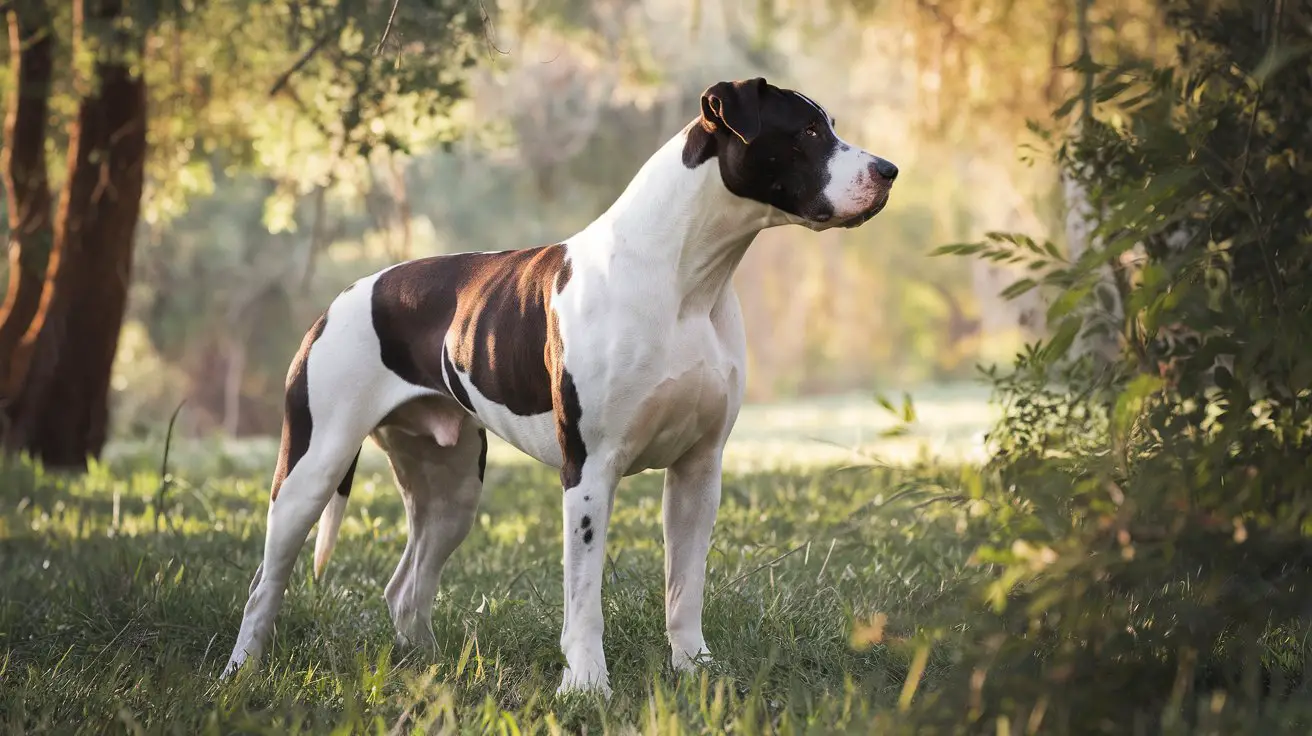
left=223, top=292, right=420, bottom=678
left=374, top=419, right=486, bottom=654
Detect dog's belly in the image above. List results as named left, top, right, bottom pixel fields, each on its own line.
left=482, top=411, right=562, bottom=468
left=445, top=362, right=564, bottom=467
left=460, top=362, right=734, bottom=475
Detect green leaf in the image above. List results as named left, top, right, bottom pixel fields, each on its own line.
left=1112, top=373, right=1165, bottom=444
left=929, top=242, right=985, bottom=257
left=876, top=393, right=897, bottom=414
left=1000, top=278, right=1039, bottom=301
left=1053, top=94, right=1082, bottom=120
left=1047, top=284, right=1093, bottom=323
left=901, top=392, right=917, bottom=424
left=1094, top=80, right=1133, bottom=103
left=1040, top=317, right=1082, bottom=363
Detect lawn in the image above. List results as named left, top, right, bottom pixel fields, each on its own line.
left=1, top=391, right=999, bottom=734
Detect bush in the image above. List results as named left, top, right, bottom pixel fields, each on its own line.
left=906, top=0, right=1312, bottom=732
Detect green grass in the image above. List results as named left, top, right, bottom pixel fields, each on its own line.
left=0, top=425, right=993, bottom=734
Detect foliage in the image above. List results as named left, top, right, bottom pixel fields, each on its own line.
left=141, top=0, right=483, bottom=225
left=913, top=0, right=1312, bottom=731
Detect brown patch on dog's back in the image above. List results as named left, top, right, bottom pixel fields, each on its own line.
left=448, top=246, right=567, bottom=415
left=371, top=245, right=588, bottom=487
left=372, top=246, right=568, bottom=413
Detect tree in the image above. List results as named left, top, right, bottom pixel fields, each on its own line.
left=0, top=0, right=55, bottom=407
left=0, top=0, right=482, bottom=469
left=2, top=0, right=148, bottom=468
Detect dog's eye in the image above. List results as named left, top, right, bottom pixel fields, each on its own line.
left=803, top=125, right=819, bottom=138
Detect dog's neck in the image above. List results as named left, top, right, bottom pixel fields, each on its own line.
left=577, top=122, right=789, bottom=316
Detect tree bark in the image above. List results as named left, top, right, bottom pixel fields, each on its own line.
left=0, top=0, right=55, bottom=388
left=2, top=0, right=148, bottom=469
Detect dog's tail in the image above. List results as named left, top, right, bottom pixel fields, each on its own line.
left=313, top=448, right=361, bottom=579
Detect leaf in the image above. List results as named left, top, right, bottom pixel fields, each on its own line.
left=1095, top=80, right=1134, bottom=103
left=1112, top=374, right=1165, bottom=444
left=1040, top=317, right=1082, bottom=363
left=901, top=392, right=917, bottom=424
left=1000, top=279, right=1039, bottom=301
left=1053, top=94, right=1082, bottom=120
left=1047, top=284, right=1094, bottom=323
left=876, top=393, right=897, bottom=414
left=930, top=242, right=985, bottom=257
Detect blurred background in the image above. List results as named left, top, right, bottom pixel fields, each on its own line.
left=0, top=0, right=1168, bottom=466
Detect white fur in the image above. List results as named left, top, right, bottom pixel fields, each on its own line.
left=225, top=272, right=436, bottom=676
left=224, top=117, right=889, bottom=696
left=313, top=492, right=347, bottom=578
left=822, top=140, right=884, bottom=220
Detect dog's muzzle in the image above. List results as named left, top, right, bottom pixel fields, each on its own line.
left=839, top=190, right=891, bottom=229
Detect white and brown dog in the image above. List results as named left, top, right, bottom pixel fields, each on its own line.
left=224, top=78, right=896, bottom=695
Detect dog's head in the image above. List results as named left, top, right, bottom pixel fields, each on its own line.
left=683, top=78, right=896, bottom=230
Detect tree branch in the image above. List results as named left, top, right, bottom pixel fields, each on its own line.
left=374, top=0, right=401, bottom=56
left=268, top=20, right=344, bottom=97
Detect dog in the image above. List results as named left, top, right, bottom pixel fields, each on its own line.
left=223, top=77, right=896, bottom=696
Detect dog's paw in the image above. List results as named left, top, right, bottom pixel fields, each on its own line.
left=394, top=627, right=439, bottom=656
left=556, top=666, right=613, bottom=699
left=220, top=658, right=244, bottom=680
left=671, top=646, right=713, bottom=673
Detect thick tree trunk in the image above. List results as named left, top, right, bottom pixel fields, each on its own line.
left=2, top=0, right=147, bottom=469
left=0, top=1, right=55, bottom=386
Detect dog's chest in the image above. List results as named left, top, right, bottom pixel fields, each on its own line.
left=619, top=337, right=737, bottom=474
left=567, top=300, right=745, bottom=475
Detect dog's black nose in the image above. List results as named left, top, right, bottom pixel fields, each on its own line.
left=873, top=159, right=898, bottom=181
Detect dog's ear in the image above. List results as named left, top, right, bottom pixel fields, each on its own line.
left=700, top=78, right=766, bottom=145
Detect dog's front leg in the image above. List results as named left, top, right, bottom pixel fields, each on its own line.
left=662, top=438, right=723, bottom=672
left=557, top=467, right=618, bottom=698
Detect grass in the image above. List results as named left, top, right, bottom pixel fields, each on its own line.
left=1, top=393, right=1001, bottom=734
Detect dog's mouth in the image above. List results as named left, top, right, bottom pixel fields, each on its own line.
left=838, top=191, right=890, bottom=229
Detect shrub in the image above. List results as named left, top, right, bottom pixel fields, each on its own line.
left=908, top=0, right=1312, bottom=732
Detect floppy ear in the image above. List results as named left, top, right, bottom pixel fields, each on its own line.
left=700, top=78, right=766, bottom=145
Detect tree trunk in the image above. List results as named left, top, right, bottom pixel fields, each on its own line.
left=387, top=152, right=412, bottom=261
left=221, top=334, right=247, bottom=437
left=2, top=0, right=148, bottom=469
left=1061, top=0, right=1122, bottom=368
left=0, top=1, right=55, bottom=387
